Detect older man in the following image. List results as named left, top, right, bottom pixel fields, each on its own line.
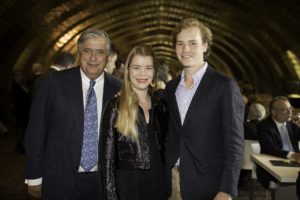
left=257, top=96, right=300, bottom=188
left=25, top=29, right=121, bottom=200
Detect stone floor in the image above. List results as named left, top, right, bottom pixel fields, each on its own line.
left=0, top=133, right=270, bottom=200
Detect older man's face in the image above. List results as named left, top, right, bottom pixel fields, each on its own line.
left=78, top=37, right=109, bottom=80
left=272, top=100, right=293, bottom=123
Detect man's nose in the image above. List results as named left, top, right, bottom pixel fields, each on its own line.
left=183, top=44, right=190, bottom=52
left=90, top=51, right=97, bottom=61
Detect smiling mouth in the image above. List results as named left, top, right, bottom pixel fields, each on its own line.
left=182, top=55, right=192, bottom=59
left=88, top=63, right=99, bottom=67
left=136, top=78, right=148, bottom=83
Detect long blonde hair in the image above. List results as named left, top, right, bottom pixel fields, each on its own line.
left=115, top=45, right=156, bottom=139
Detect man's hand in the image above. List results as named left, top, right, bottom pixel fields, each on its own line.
left=291, top=153, right=300, bottom=163
left=28, top=184, right=42, bottom=199
left=213, top=191, right=232, bottom=200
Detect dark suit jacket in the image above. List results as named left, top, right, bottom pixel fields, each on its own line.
left=164, top=66, right=244, bottom=199
left=25, top=67, right=121, bottom=200
left=258, top=115, right=300, bottom=158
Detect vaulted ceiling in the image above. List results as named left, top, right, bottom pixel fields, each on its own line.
left=1, top=0, right=300, bottom=95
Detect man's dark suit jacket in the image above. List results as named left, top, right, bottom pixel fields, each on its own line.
left=257, top=116, right=300, bottom=188
left=164, top=65, right=244, bottom=199
left=258, top=115, right=300, bottom=158
left=25, top=67, right=121, bottom=199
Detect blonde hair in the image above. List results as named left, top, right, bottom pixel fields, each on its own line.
left=115, top=45, right=156, bottom=139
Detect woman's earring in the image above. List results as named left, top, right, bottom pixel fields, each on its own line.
left=150, top=80, right=156, bottom=88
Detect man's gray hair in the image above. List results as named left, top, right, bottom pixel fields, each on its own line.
left=77, top=29, right=111, bottom=54
left=269, top=96, right=289, bottom=112
left=248, top=103, right=266, bottom=121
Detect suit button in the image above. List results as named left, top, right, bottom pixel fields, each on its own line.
left=74, top=166, right=79, bottom=171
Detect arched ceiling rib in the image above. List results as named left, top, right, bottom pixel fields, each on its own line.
left=0, top=0, right=299, bottom=95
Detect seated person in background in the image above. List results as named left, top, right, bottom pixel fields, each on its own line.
left=244, top=103, right=266, bottom=140
left=257, top=96, right=300, bottom=188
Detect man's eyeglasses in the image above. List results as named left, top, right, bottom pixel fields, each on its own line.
left=273, top=107, right=293, bottom=113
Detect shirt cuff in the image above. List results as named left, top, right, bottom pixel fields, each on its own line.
left=287, top=151, right=294, bottom=159
left=25, top=178, right=42, bottom=186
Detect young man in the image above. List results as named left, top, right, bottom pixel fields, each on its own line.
left=164, top=18, right=244, bottom=200
left=25, top=29, right=121, bottom=200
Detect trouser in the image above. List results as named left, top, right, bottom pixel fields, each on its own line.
left=72, top=172, right=101, bottom=200
left=169, top=166, right=182, bottom=200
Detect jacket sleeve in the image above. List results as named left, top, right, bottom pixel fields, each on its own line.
left=25, top=72, right=53, bottom=180
left=101, top=100, right=118, bottom=200
left=220, top=79, right=244, bottom=197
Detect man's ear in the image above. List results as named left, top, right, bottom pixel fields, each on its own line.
left=203, top=42, right=208, bottom=52
left=270, top=109, right=276, bottom=117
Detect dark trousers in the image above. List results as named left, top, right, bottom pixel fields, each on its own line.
left=72, top=172, right=102, bottom=200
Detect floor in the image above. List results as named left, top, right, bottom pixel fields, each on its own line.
left=0, top=133, right=271, bottom=200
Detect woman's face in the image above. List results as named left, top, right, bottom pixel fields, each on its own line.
left=129, top=55, right=154, bottom=92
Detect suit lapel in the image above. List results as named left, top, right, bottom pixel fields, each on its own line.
left=286, top=122, right=298, bottom=151
left=170, top=77, right=182, bottom=127
left=286, top=123, right=293, bottom=140
left=67, top=67, right=84, bottom=144
left=269, top=117, right=284, bottom=147
left=102, top=72, right=113, bottom=113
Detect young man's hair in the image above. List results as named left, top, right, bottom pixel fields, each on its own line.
left=172, top=18, right=213, bottom=60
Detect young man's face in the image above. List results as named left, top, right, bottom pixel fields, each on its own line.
left=175, top=27, right=208, bottom=69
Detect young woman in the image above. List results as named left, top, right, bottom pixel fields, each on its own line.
left=101, top=45, right=168, bottom=200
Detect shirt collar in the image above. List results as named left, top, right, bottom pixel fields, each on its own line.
left=272, top=117, right=287, bottom=128
left=80, top=69, right=104, bottom=86
left=179, top=62, right=208, bottom=87
left=50, top=66, right=63, bottom=71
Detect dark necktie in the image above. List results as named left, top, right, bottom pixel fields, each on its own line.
left=80, top=80, right=98, bottom=171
